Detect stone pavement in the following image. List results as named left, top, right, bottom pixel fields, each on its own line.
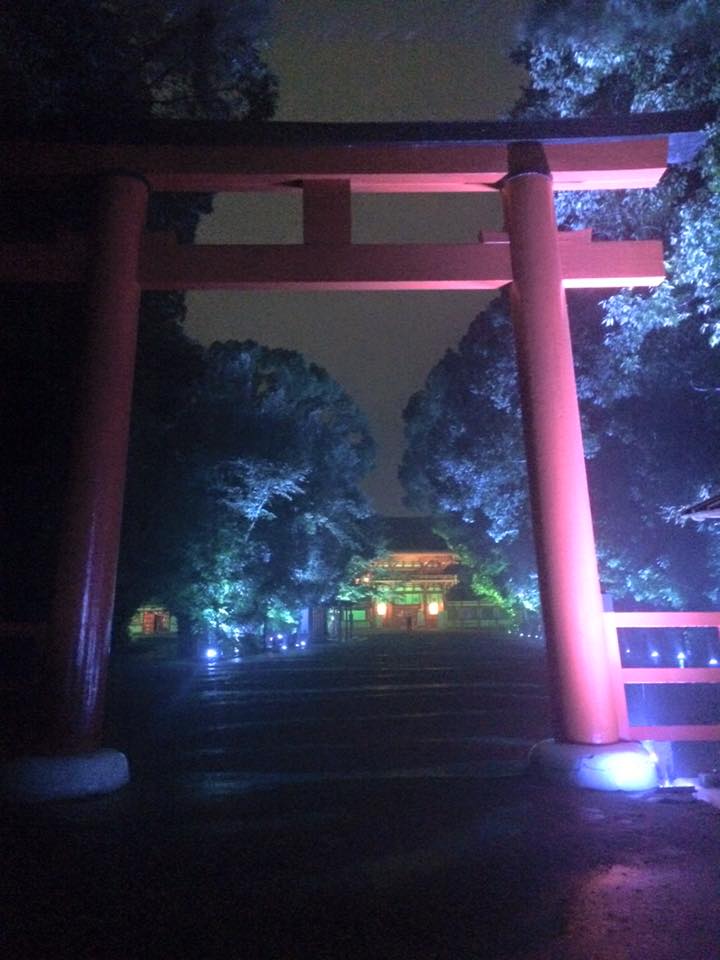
left=2, top=634, right=719, bottom=960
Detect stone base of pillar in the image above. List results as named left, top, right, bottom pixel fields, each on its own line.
left=529, top=738, right=659, bottom=792
left=0, top=749, right=129, bottom=803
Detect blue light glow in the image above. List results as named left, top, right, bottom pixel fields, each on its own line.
left=205, top=647, right=219, bottom=660
left=709, top=658, right=719, bottom=666
left=650, top=650, right=660, bottom=659
left=595, top=750, right=659, bottom=791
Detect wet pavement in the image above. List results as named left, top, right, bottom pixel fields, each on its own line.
left=2, top=633, right=719, bottom=959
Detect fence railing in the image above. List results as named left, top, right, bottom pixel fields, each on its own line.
left=604, top=611, right=720, bottom=741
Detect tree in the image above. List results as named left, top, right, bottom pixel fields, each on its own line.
left=402, top=1, right=720, bottom=609
left=514, top=0, right=720, bottom=604
left=404, top=0, right=720, bottom=605
left=400, top=300, right=538, bottom=611
left=169, top=341, right=377, bottom=643
left=112, top=294, right=207, bottom=632
left=0, top=1, right=276, bottom=129
left=402, top=295, right=720, bottom=610
left=511, top=0, right=720, bottom=351
left=0, top=2, right=277, bottom=629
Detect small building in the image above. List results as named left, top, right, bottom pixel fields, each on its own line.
left=329, top=518, right=513, bottom=635
left=127, top=604, right=177, bottom=639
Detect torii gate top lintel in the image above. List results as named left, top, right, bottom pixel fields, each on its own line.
left=2, top=108, right=709, bottom=194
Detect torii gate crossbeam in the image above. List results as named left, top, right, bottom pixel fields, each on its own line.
left=1, top=114, right=702, bottom=799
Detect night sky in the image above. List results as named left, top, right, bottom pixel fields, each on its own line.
left=185, top=1, right=528, bottom=514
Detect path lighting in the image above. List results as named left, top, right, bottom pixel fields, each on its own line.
left=427, top=600, right=440, bottom=616
left=376, top=601, right=387, bottom=617
left=592, top=749, right=659, bottom=792
left=205, top=647, right=219, bottom=660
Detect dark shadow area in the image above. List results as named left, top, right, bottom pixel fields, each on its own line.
left=2, top=634, right=718, bottom=960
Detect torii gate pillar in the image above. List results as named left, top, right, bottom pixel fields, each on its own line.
left=502, top=143, right=619, bottom=746
left=1, top=174, right=148, bottom=801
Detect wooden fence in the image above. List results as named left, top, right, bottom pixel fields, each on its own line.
left=604, top=611, right=720, bottom=741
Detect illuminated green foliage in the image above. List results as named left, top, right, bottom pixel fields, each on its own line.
left=172, top=341, right=376, bottom=638
left=403, top=1, right=720, bottom=609
left=400, top=301, right=537, bottom=608
left=402, top=295, right=720, bottom=609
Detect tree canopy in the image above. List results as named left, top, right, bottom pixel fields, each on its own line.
left=168, top=341, right=377, bottom=641
left=0, top=0, right=276, bottom=129
left=1, top=3, right=385, bottom=646
left=402, top=0, right=720, bottom=611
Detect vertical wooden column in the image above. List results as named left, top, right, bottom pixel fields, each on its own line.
left=303, top=180, right=352, bottom=245
left=502, top=143, right=619, bottom=745
left=43, top=173, right=149, bottom=754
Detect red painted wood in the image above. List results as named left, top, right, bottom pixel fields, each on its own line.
left=605, top=612, right=720, bottom=741
left=604, top=615, right=632, bottom=741
left=41, top=175, right=148, bottom=754
left=0, top=137, right=668, bottom=193
left=140, top=237, right=512, bottom=290
left=560, top=239, right=664, bottom=288
left=503, top=146, right=619, bottom=745
left=2, top=233, right=662, bottom=291
left=140, top=236, right=664, bottom=291
left=303, top=180, right=352, bottom=244
left=622, top=667, right=720, bottom=684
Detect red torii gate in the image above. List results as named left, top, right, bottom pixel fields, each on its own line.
left=0, top=115, right=702, bottom=799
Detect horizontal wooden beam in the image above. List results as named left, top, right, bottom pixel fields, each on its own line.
left=141, top=238, right=511, bottom=290
left=1, top=137, right=668, bottom=194
left=622, top=667, right=720, bottom=684
left=610, top=611, right=720, bottom=628
left=0, top=235, right=665, bottom=291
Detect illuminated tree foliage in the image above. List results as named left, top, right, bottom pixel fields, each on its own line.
left=402, top=296, right=720, bottom=608
left=169, top=341, right=376, bottom=640
left=402, top=0, right=720, bottom=609
left=512, top=0, right=720, bottom=350
left=400, top=302, right=539, bottom=611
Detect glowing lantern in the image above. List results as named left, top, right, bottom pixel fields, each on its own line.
left=376, top=601, right=387, bottom=617
left=427, top=600, right=440, bottom=616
